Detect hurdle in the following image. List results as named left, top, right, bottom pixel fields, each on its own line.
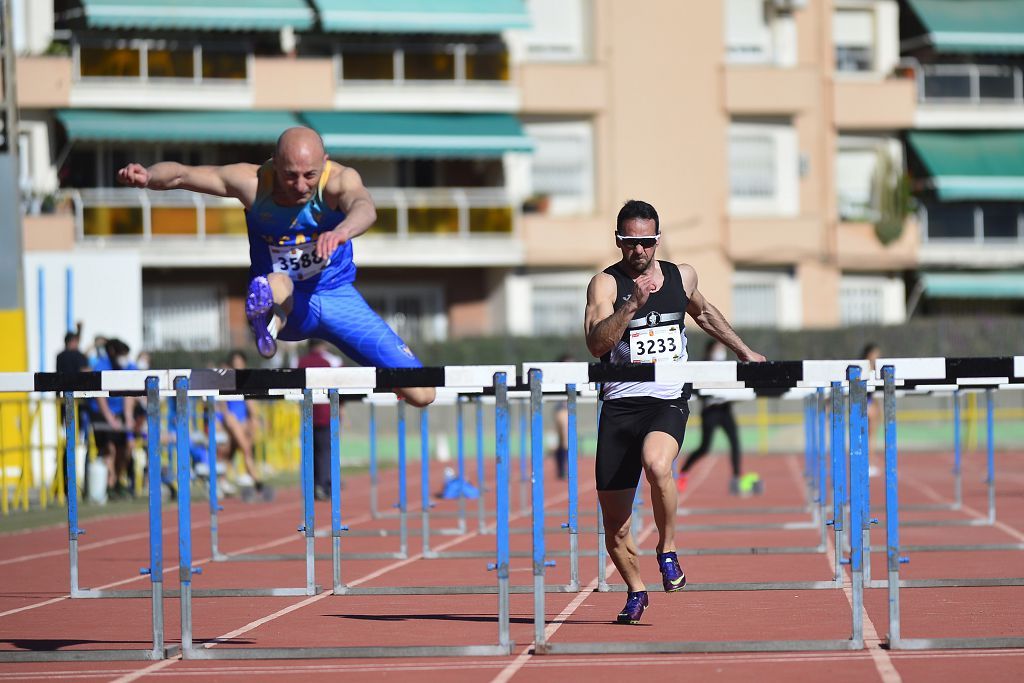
left=179, top=368, right=516, bottom=659
left=877, top=363, right=1024, bottom=649
left=528, top=361, right=870, bottom=654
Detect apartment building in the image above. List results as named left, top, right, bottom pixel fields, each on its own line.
left=7, top=0, right=1016, bottom=370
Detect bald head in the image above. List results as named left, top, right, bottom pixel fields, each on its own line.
left=273, top=127, right=329, bottom=205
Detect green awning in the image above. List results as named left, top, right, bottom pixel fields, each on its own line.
left=905, top=0, right=1024, bottom=53
left=313, top=0, right=529, bottom=34
left=907, top=131, right=1024, bottom=201
left=301, top=112, right=533, bottom=158
left=78, top=0, right=314, bottom=31
left=57, top=110, right=302, bottom=145
left=922, top=272, right=1024, bottom=299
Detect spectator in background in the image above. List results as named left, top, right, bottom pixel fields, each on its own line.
left=677, top=340, right=743, bottom=495
left=862, top=342, right=882, bottom=477
left=551, top=354, right=575, bottom=480
left=217, top=350, right=272, bottom=499
left=87, top=335, right=108, bottom=364
left=55, top=324, right=90, bottom=496
left=298, top=339, right=343, bottom=500
left=89, top=338, right=136, bottom=499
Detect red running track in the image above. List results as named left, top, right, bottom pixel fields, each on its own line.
left=1, top=447, right=1022, bottom=682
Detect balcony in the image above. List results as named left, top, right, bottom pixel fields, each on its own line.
left=913, top=63, right=1024, bottom=128
left=67, top=186, right=522, bottom=267
left=917, top=203, right=1024, bottom=267
left=724, top=66, right=817, bottom=114
left=833, top=77, right=916, bottom=129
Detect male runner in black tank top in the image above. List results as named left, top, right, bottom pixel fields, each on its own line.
left=584, top=200, right=764, bottom=624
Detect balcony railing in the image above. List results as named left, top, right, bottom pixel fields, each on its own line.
left=68, top=187, right=517, bottom=241
left=916, top=63, right=1024, bottom=105
left=919, top=202, right=1024, bottom=243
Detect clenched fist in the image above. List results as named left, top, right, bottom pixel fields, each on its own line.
left=117, top=163, right=150, bottom=188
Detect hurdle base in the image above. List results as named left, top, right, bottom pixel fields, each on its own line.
left=0, top=645, right=177, bottom=662
left=888, top=637, right=1024, bottom=650
left=181, top=643, right=516, bottom=659
left=867, top=577, right=1024, bottom=589
left=602, top=580, right=841, bottom=592
left=534, top=638, right=863, bottom=655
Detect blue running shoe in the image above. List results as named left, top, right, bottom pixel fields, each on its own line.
left=246, top=276, right=277, bottom=359
left=658, top=551, right=686, bottom=592
left=616, top=591, right=648, bottom=625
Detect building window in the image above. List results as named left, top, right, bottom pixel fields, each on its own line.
left=732, top=270, right=801, bottom=329
left=725, top=0, right=772, bottom=63
left=523, top=273, right=589, bottom=336
left=922, top=202, right=1024, bottom=242
left=74, top=41, right=249, bottom=82
left=840, top=275, right=905, bottom=326
left=728, top=120, right=798, bottom=216
left=523, top=120, right=594, bottom=215
left=340, top=47, right=395, bottom=80
left=836, top=137, right=899, bottom=222
left=518, top=0, right=588, bottom=62
left=360, top=285, right=446, bottom=344
left=143, top=285, right=226, bottom=351
left=833, top=9, right=874, bottom=72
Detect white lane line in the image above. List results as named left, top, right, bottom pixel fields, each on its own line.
left=794, top=455, right=902, bottom=683
left=904, top=477, right=1024, bottom=542
left=0, top=500, right=296, bottom=567
left=490, top=456, right=718, bottom=683
left=111, top=491, right=570, bottom=683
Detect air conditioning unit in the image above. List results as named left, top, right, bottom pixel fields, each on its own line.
left=770, top=0, right=807, bottom=11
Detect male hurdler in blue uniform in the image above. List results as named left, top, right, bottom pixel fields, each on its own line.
left=118, top=127, right=435, bottom=407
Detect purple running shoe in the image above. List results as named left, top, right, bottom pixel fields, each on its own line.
left=658, top=551, right=686, bottom=592
left=245, top=276, right=277, bottom=359
left=616, top=591, right=649, bottom=625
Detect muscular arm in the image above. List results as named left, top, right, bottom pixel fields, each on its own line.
left=117, top=162, right=259, bottom=208
left=317, top=164, right=377, bottom=259
left=584, top=273, right=638, bottom=358
left=679, top=264, right=765, bottom=362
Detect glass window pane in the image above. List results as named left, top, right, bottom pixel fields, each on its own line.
left=204, top=207, right=247, bottom=236
left=466, top=48, right=509, bottom=81
left=980, top=70, right=1015, bottom=100
left=925, top=203, right=975, bottom=239
left=373, top=207, right=399, bottom=233
left=732, top=281, right=777, bottom=328
left=405, top=49, right=455, bottom=80
left=469, top=207, right=513, bottom=233
left=983, top=203, right=1019, bottom=239
left=148, top=49, right=194, bottom=79
left=730, top=134, right=776, bottom=198
left=80, top=47, right=140, bottom=78
left=202, top=51, right=247, bottom=80
left=407, top=207, right=459, bottom=234
left=923, top=72, right=970, bottom=100
left=83, top=207, right=143, bottom=236
left=342, top=49, right=394, bottom=80
left=151, top=207, right=198, bottom=235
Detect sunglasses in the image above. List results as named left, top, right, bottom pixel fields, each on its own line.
left=615, top=233, right=660, bottom=249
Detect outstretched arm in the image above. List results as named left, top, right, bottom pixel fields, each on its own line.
left=679, top=264, right=766, bottom=362
left=316, top=164, right=378, bottom=259
left=117, top=162, right=259, bottom=208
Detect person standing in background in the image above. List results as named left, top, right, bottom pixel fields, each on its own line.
left=298, top=339, right=344, bottom=500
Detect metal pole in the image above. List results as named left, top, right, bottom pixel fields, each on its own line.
left=421, top=407, right=432, bottom=556
left=830, top=381, right=845, bottom=585
left=530, top=369, right=546, bottom=650
left=566, top=384, right=579, bottom=591
left=848, top=366, right=865, bottom=647
left=455, top=396, right=466, bottom=532
left=145, top=377, right=165, bottom=657
left=519, top=398, right=528, bottom=515
left=953, top=389, right=962, bottom=509
left=596, top=395, right=608, bottom=592
left=882, top=366, right=902, bottom=647
left=817, top=388, right=828, bottom=550
left=493, top=373, right=512, bottom=650
left=65, top=392, right=81, bottom=594
left=397, top=400, right=408, bottom=558
left=369, top=402, right=379, bottom=518
left=37, top=268, right=45, bottom=372
left=476, top=396, right=486, bottom=533
left=985, top=389, right=995, bottom=524
left=330, top=389, right=344, bottom=593
left=174, top=376, right=194, bottom=653
left=205, top=397, right=221, bottom=560
left=301, top=390, right=316, bottom=595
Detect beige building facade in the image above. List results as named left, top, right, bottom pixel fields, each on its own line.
left=10, top=0, right=963, bottom=365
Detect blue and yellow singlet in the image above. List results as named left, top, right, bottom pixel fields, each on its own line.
left=246, top=160, right=353, bottom=293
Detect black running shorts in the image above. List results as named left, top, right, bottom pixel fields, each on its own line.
left=596, top=393, right=690, bottom=491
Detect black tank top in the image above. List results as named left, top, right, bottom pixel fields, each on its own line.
left=601, top=259, right=690, bottom=400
